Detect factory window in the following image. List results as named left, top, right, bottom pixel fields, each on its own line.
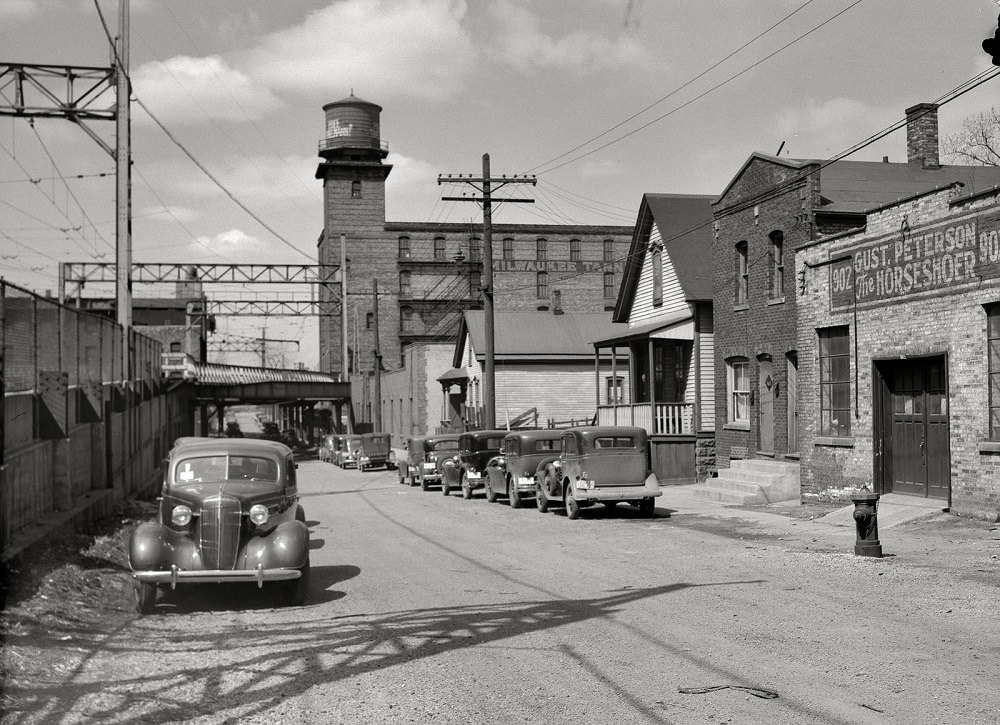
left=988, top=304, right=1000, bottom=439
left=735, top=241, right=749, bottom=306
left=727, top=357, right=750, bottom=425
left=470, top=271, right=482, bottom=295
left=434, top=237, right=446, bottom=261
left=351, top=180, right=361, bottom=198
left=400, top=306, right=414, bottom=333
left=536, top=272, right=549, bottom=299
left=819, top=326, right=851, bottom=437
left=604, top=272, right=616, bottom=298
left=398, top=236, right=411, bottom=259
left=503, top=237, right=514, bottom=260
left=570, top=239, right=581, bottom=261
left=469, top=237, right=481, bottom=262
left=399, top=271, right=411, bottom=296
left=366, top=312, right=373, bottom=329
left=169, top=342, right=181, bottom=353
left=536, top=238, right=547, bottom=261
left=769, top=230, right=785, bottom=299
left=603, top=240, right=614, bottom=262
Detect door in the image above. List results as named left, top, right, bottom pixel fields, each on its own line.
left=786, top=353, right=798, bottom=453
left=879, top=357, right=950, bottom=499
left=758, top=357, right=774, bottom=453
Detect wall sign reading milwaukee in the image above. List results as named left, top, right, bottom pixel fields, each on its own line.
left=495, top=260, right=623, bottom=273
left=829, top=208, right=1000, bottom=311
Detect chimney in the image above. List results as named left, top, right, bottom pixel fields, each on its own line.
left=905, top=103, right=940, bottom=169
left=552, top=290, right=563, bottom=315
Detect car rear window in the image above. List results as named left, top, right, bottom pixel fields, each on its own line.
left=431, top=440, right=457, bottom=450
left=532, top=440, right=560, bottom=452
left=594, top=436, right=636, bottom=449
left=176, top=455, right=279, bottom=483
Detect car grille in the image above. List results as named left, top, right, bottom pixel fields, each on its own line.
left=200, top=494, right=242, bottom=570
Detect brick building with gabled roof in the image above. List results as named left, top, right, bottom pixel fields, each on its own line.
left=712, top=102, right=1000, bottom=507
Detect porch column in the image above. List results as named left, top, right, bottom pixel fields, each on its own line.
left=648, top=339, right=656, bottom=434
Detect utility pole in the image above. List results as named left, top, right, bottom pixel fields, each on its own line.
left=372, top=280, right=382, bottom=431
left=341, top=233, right=349, bottom=382
left=115, top=0, right=132, bottom=378
left=438, top=155, right=535, bottom=429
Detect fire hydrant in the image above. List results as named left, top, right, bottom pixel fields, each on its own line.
left=851, top=490, right=883, bottom=557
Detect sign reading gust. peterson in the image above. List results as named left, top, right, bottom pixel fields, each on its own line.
left=829, top=208, right=1000, bottom=311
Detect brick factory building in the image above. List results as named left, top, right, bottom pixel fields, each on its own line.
left=314, top=94, right=632, bottom=429
left=711, top=102, right=1000, bottom=512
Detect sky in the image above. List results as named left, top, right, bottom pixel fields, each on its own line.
left=1, top=0, right=999, bottom=368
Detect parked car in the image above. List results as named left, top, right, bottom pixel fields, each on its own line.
left=357, top=432, right=393, bottom=471
left=536, top=426, right=660, bottom=519
left=318, top=433, right=336, bottom=463
left=442, top=430, right=507, bottom=499
left=335, top=434, right=364, bottom=468
left=483, top=429, right=563, bottom=508
left=127, top=437, right=310, bottom=613
left=403, top=434, right=460, bottom=491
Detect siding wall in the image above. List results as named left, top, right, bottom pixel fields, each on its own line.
left=628, top=223, right=690, bottom=325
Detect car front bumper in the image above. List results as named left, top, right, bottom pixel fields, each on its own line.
left=132, top=564, right=302, bottom=588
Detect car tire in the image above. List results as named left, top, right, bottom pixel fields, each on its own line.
left=441, top=478, right=450, bottom=495
left=639, top=497, right=655, bottom=517
left=461, top=475, right=473, bottom=499
left=134, top=580, right=157, bottom=614
left=535, top=478, right=549, bottom=513
left=282, top=559, right=310, bottom=607
left=509, top=483, right=522, bottom=509
left=565, top=482, right=581, bottom=520
left=485, top=478, right=498, bottom=503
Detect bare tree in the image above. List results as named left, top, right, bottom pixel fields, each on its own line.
left=942, top=107, right=1000, bottom=166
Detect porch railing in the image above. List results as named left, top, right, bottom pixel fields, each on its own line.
left=595, top=402, right=694, bottom=436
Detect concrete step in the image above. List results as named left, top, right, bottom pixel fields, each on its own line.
left=691, top=484, right=768, bottom=506
left=716, top=468, right=781, bottom=486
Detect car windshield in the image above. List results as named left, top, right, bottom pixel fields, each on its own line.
left=175, top=455, right=279, bottom=483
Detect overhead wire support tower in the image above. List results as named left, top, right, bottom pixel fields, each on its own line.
left=438, top=154, right=536, bottom=430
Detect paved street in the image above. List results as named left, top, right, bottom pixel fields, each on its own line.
left=7, top=460, right=999, bottom=725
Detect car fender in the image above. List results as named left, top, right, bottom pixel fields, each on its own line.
left=129, top=522, right=200, bottom=571
left=245, top=519, right=310, bottom=570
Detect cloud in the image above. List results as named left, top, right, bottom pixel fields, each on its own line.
left=244, top=0, right=475, bottom=101
left=132, top=55, right=283, bottom=125
left=772, top=97, right=898, bottom=159
left=190, top=228, right=271, bottom=259
left=576, top=158, right=623, bottom=179
left=483, top=0, right=643, bottom=73
left=385, top=151, right=444, bottom=221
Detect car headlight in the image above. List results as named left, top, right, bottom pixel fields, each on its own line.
left=171, top=505, right=192, bottom=526
left=249, top=504, right=269, bottom=525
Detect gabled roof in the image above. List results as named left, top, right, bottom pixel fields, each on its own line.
left=613, top=193, right=715, bottom=321
left=454, top=310, right=627, bottom=366
left=713, top=152, right=1000, bottom=216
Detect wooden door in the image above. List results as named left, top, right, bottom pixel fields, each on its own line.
left=884, top=357, right=949, bottom=499
left=786, top=354, right=798, bottom=453
left=758, top=357, right=774, bottom=453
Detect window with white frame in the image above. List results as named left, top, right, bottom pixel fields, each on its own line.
left=652, top=245, right=663, bottom=306
left=727, top=357, right=750, bottom=424
left=605, top=376, right=624, bottom=404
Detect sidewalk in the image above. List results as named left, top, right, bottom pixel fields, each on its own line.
left=656, top=484, right=996, bottom=564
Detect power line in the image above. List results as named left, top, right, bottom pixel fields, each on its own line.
left=528, top=0, right=867, bottom=177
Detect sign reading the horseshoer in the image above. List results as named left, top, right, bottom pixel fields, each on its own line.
left=829, top=209, right=1000, bottom=311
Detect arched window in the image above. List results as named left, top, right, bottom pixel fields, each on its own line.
left=570, top=239, right=581, bottom=261
left=651, top=245, right=663, bottom=305
left=400, top=306, right=414, bottom=333
left=398, top=236, right=411, bottom=259
left=351, top=180, right=362, bottom=198
left=502, top=237, right=514, bottom=260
